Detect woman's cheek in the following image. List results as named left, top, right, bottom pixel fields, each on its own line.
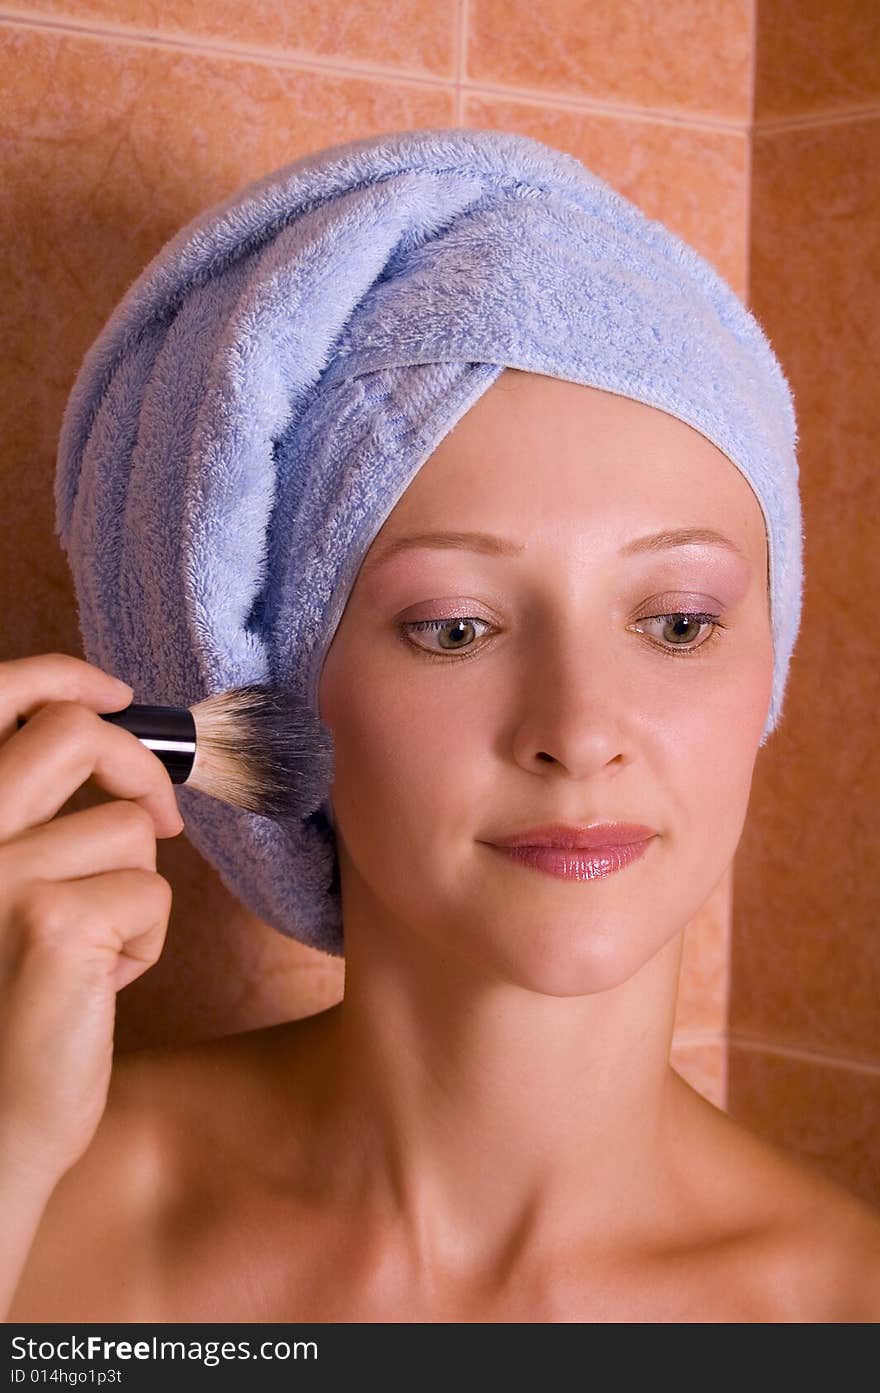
left=702, top=633, right=774, bottom=755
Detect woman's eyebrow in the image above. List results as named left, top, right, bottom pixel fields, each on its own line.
left=361, top=529, right=523, bottom=574
left=620, top=526, right=750, bottom=561
left=361, top=526, right=749, bottom=574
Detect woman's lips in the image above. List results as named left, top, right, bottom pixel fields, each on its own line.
left=486, top=837, right=655, bottom=882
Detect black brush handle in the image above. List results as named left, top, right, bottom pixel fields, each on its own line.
left=99, top=704, right=196, bottom=783
left=16, top=703, right=197, bottom=784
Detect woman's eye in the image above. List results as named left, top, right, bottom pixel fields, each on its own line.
left=631, top=612, right=725, bottom=659
left=400, top=617, right=492, bottom=660
left=398, top=611, right=725, bottom=663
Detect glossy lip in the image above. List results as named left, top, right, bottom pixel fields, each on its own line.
left=486, top=822, right=657, bottom=850
left=486, top=838, right=654, bottom=882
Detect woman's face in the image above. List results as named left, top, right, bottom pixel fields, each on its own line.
left=318, top=369, right=773, bottom=993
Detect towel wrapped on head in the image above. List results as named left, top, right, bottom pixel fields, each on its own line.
left=54, top=126, right=804, bottom=958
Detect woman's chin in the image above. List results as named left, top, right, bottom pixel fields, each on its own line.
left=442, top=919, right=675, bottom=997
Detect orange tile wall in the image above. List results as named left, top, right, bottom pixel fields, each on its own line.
left=1, top=1, right=877, bottom=1205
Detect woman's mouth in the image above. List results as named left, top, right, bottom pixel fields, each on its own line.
left=485, top=837, right=655, bottom=882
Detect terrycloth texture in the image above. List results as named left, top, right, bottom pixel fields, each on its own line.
left=54, top=126, right=804, bottom=958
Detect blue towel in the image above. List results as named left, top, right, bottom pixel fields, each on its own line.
left=54, top=126, right=804, bottom=958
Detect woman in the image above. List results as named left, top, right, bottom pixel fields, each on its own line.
left=6, top=369, right=880, bottom=1322
left=4, top=128, right=880, bottom=1320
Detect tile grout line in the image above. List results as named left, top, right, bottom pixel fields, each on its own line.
left=2, top=7, right=737, bottom=129
left=672, top=1028, right=880, bottom=1077
left=456, top=0, right=468, bottom=126
left=727, top=1032, right=880, bottom=1077
left=744, top=0, right=755, bottom=308
left=748, top=0, right=757, bottom=132
left=754, top=106, right=880, bottom=132
left=4, top=9, right=876, bottom=134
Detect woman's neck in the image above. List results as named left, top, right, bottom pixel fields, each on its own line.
left=291, top=919, right=690, bottom=1286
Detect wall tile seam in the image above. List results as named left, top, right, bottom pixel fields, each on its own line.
left=747, top=0, right=756, bottom=129
left=0, top=8, right=458, bottom=83
left=6, top=11, right=880, bottom=131
left=754, top=105, right=880, bottom=133
left=0, top=10, right=756, bottom=134
left=3, top=11, right=880, bottom=131
left=455, top=0, right=467, bottom=126
left=728, top=1032, right=880, bottom=1078
left=671, top=1031, right=727, bottom=1047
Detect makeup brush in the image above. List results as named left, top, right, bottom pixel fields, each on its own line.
left=19, top=683, right=335, bottom=823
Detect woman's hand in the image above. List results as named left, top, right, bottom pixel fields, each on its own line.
left=0, top=653, right=183, bottom=1190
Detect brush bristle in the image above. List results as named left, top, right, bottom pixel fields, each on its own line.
left=187, top=684, right=334, bottom=821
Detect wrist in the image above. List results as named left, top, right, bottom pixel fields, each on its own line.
left=0, top=1138, right=66, bottom=1204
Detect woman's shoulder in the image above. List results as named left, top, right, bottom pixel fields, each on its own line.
left=7, top=1022, right=300, bottom=1322
left=765, top=1157, right=880, bottom=1320
left=764, top=1173, right=880, bottom=1321
left=8, top=1047, right=174, bottom=1321
left=679, top=1081, right=880, bottom=1322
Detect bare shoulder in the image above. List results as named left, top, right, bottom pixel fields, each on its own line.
left=681, top=1081, right=880, bottom=1322
left=7, top=1023, right=293, bottom=1322
left=769, top=1157, right=880, bottom=1322
left=7, top=1044, right=178, bottom=1321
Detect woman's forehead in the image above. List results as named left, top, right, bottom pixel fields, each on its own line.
left=374, top=371, right=768, bottom=574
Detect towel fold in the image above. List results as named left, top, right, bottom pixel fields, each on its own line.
left=55, top=126, right=804, bottom=957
